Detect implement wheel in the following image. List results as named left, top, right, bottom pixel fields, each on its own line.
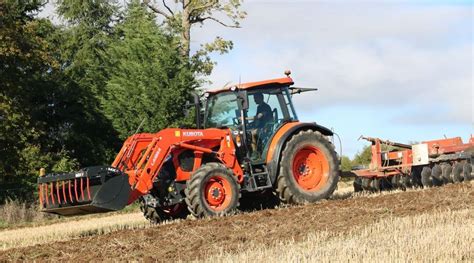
left=276, top=130, right=339, bottom=204
left=462, top=162, right=472, bottom=181
left=185, top=163, right=240, bottom=218
left=431, top=165, right=443, bottom=186
left=421, top=166, right=432, bottom=188
left=452, top=163, right=464, bottom=183
left=371, top=178, right=381, bottom=192
left=353, top=177, right=363, bottom=192
left=361, top=178, right=372, bottom=191
left=442, top=164, right=453, bottom=184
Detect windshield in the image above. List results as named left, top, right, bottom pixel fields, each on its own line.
left=204, top=92, right=239, bottom=128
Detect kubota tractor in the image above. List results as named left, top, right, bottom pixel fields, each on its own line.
left=38, top=71, right=340, bottom=222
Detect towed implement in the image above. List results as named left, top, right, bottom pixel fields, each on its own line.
left=38, top=71, right=340, bottom=222
left=352, top=136, right=474, bottom=192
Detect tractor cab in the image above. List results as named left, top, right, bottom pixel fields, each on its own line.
left=202, top=72, right=307, bottom=162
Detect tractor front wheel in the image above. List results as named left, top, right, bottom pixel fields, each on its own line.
left=277, top=130, right=339, bottom=204
left=185, top=163, right=240, bottom=218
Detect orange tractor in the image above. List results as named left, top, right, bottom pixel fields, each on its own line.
left=38, top=72, right=340, bottom=222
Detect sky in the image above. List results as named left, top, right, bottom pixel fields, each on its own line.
left=39, top=0, right=473, bottom=158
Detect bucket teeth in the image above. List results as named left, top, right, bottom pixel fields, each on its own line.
left=38, top=166, right=131, bottom=216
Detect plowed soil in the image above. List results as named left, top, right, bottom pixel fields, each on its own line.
left=1, top=183, right=473, bottom=262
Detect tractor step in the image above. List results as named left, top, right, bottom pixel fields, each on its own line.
left=242, top=163, right=272, bottom=192
left=38, top=166, right=131, bottom=216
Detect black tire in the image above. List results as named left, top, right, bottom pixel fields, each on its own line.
left=139, top=198, right=188, bottom=224
left=441, top=164, right=453, bottom=184
left=452, top=163, right=464, bottom=183
left=139, top=197, right=169, bottom=224
left=462, top=162, right=472, bottom=181
left=185, top=163, right=240, bottom=218
left=421, top=166, right=432, bottom=188
left=276, top=130, right=339, bottom=204
left=353, top=177, right=363, bottom=192
left=431, top=165, right=443, bottom=186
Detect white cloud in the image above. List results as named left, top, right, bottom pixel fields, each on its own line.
left=193, top=2, right=473, bottom=125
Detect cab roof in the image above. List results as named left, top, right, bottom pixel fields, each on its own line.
left=207, top=76, right=294, bottom=95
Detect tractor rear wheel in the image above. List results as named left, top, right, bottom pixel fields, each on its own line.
left=276, top=130, right=339, bottom=204
left=185, top=163, right=240, bottom=218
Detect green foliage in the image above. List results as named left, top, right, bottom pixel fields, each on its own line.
left=103, top=1, right=195, bottom=139
left=340, top=156, right=353, bottom=172
left=144, top=0, right=246, bottom=76
left=1, top=0, right=232, bottom=203
left=352, top=145, right=372, bottom=166
left=0, top=0, right=117, bottom=202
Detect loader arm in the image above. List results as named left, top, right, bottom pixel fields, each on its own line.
left=38, top=128, right=243, bottom=216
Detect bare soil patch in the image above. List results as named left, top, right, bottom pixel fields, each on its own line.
left=1, top=182, right=472, bottom=261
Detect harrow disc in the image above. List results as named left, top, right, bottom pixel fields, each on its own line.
left=421, top=167, right=433, bottom=188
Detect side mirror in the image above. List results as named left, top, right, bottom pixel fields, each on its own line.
left=237, top=90, right=248, bottom=110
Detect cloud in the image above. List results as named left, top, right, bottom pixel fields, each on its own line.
left=193, top=2, right=472, bottom=125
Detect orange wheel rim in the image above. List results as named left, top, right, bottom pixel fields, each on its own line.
left=292, top=145, right=329, bottom=191
left=204, top=175, right=232, bottom=211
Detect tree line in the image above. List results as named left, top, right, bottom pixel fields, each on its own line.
left=0, top=0, right=245, bottom=202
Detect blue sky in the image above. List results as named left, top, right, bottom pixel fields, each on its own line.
left=40, top=1, right=473, bottom=158
left=191, top=0, right=473, bottom=157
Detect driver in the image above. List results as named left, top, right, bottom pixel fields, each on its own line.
left=251, top=93, right=272, bottom=159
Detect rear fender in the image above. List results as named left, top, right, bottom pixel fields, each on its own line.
left=265, top=122, right=333, bottom=184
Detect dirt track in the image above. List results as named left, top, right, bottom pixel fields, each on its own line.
left=1, top=183, right=473, bottom=261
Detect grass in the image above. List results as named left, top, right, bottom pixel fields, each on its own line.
left=0, top=180, right=357, bottom=251
left=205, top=209, right=474, bottom=262
left=1, top=181, right=472, bottom=261
left=1, top=180, right=471, bottom=261
left=0, top=212, right=151, bottom=250
left=0, top=199, right=57, bottom=229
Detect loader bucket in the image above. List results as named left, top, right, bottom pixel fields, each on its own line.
left=38, top=166, right=131, bottom=216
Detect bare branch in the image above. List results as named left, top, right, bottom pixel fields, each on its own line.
left=183, top=0, right=191, bottom=9
left=191, top=16, right=240, bottom=28
left=144, top=0, right=171, bottom=19
left=190, top=1, right=218, bottom=16
left=162, top=0, right=174, bottom=15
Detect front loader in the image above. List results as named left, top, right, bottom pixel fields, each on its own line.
left=38, top=71, right=340, bottom=222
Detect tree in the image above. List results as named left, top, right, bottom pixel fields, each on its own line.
left=144, top=0, right=246, bottom=75
left=340, top=156, right=353, bottom=172
left=352, top=145, right=372, bottom=167
left=54, top=0, right=122, bottom=164
left=0, top=0, right=80, bottom=200
left=103, top=1, right=195, bottom=139
left=55, top=0, right=118, bottom=98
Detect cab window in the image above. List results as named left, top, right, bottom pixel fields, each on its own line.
left=205, top=92, right=239, bottom=128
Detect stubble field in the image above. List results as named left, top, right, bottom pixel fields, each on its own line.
left=0, top=181, right=472, bottom=262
